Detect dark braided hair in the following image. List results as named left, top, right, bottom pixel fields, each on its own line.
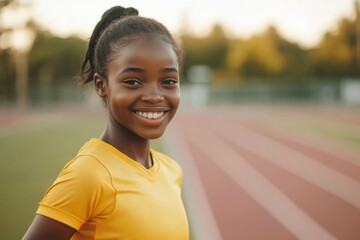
left=78, top=6, right=181, bottom=84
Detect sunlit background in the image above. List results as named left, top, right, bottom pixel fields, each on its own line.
left=1, top=0, right=360, bottom=239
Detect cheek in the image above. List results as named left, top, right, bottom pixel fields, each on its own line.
left=169, top=89, right=181, bottom=110
left=175, top=91, right=181, bottom=107
left=108, top=91, right=132, bottom=113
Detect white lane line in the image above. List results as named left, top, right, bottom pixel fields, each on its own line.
left=211, top=119, right=360, bottom=210
left=165, top=124, right=223, bottom=240
left=185, top=125, right=337, bottom=240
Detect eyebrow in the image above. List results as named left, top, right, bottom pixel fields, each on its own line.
left=120, top=66, right=179, bottom=74
left=120, top=67, right=145, bottom=74
left=162, top=67, right=178, bottom=73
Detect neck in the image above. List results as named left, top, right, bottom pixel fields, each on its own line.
left=100, top=119, right=152, bottom=169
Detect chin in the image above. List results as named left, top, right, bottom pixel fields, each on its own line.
left=140, top=130, right=165, bottom=140
left=145, top=133, right=164, bottom=140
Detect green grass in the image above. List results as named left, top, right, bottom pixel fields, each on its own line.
left=264, top=114, right=360, bottom=148
left=0, top=117, right=166, bottom=239
left=0, top=119, right=106, bottom=239
left=283, top=121, right=360, bottom=148
left=299, top=123, right=360, bottom=145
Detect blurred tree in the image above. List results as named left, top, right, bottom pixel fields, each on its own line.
left=179, top=3, right=360, bottom=84
left=29, top=31, right=87, bottom=86
left=354, top=0, right=360, bottom=67
left=2, top=0, right=358, bottom=106
left=0, top=0, right=16, bottom=102
left=180, top=23, right=229, bottom=81
left=226, top=26, right=307, bottom=81
left=202, top=24, right=229, bottom=69
left=310, top=1, right=360, bottom=78
left=276, top=32, right=310, bottom=78
left=354, top=0, right=360, bottom=72
left=0, top=47, right=15, bottom=102
left=1, top=17, right=87, bottom=105
left=0, top=0, right=35, bottom=108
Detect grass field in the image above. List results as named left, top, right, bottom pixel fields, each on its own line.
left=0, top=110, right=163, bottom=239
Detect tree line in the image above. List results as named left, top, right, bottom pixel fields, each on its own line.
left=1, top=1, right=359, bottom=103
left=181, top=2, right=360, bottom=84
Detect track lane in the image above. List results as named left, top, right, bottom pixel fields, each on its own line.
left=171, top=110, right=360, bottom=240
left=174, top=117, right=336, bottom=240
left=206, top=117, right=360, bottom=209
left=240, top=121, right=360, bottom=182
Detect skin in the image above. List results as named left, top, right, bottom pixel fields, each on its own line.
left=22, top=35, right=180, bottom=240
left=97, top=36, right=180, bottom=168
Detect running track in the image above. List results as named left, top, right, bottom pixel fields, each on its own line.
left=168, top=107, right=360, bottom=240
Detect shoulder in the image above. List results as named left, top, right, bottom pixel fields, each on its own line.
left=46, top=153, right=116, bottom=203
left=62, top=138, right=115, bottom=181
left=60, top=155, right=111, bottom=184
left=38, top=155, right=116, bottom=230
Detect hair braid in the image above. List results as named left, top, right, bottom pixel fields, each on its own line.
left=79, top=6, right=138, bottom=84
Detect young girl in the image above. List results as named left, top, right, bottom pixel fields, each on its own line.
left=23, top=6, right=189, bottom=240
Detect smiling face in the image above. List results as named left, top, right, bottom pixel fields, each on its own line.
left=95, top=36, right=180, bottom=140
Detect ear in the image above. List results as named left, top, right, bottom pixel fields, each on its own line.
left=94, top=73, right=107, bottom=98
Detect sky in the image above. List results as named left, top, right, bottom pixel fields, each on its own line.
left=2, top=0, right=358, bottom=48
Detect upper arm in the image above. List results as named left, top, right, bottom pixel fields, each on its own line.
left=22, top=214, right=76, bottom=240
left=23, top=156, right=115, bottom=238
left=36, top=156, right=115, bottom=229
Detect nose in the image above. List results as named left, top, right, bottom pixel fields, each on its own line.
left=141, top=84, right=164, bottom=103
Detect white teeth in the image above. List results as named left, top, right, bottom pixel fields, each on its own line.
left=136, top=111, right=164, bottom=119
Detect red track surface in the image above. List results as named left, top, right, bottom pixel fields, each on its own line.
left=169, top=108, right=360, bottom=240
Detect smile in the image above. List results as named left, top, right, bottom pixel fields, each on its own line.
left=135, top=111, right=165, bottom=120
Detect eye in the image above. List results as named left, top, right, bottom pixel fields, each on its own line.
left=123, top=79, right=142, bottom=87
left=162, top=78, right=178, bottom=86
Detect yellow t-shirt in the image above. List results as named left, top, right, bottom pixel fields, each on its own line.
left=37, top=138, right=189, bottom=240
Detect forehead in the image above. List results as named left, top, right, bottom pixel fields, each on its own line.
left=113, top=36, right=178, bottom=66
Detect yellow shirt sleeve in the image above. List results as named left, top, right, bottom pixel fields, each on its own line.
left=36, top=155, right=116, bottom=230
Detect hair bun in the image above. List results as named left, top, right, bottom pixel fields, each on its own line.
left=101, top=6, right=138, bottom=22
left=123, top=7, right=139, bottom=17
